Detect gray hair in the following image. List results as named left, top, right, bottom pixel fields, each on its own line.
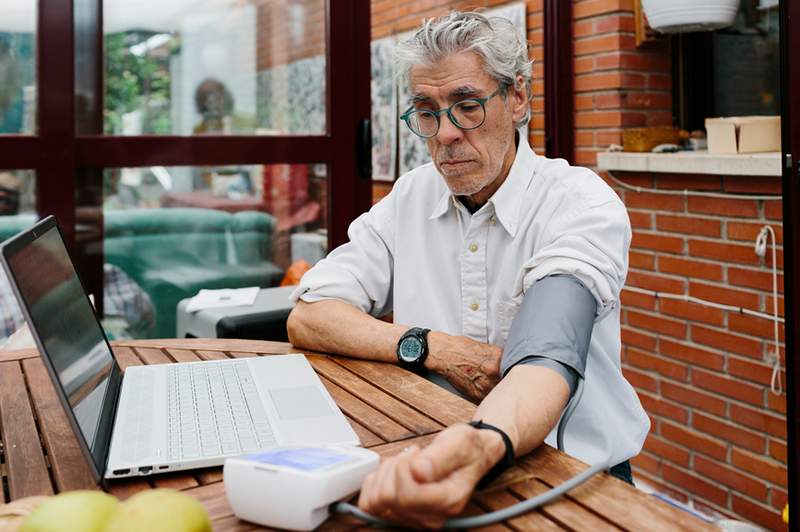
left=395, top=11, right=533, bottom=128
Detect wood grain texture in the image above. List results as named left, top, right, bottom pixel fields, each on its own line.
left=0, top=361, right=53, bottom=499
left=0, top=339, right=715, bottom=531
left=21, top=357, right=96, bottom=492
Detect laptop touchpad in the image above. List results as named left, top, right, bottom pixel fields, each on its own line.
left=269, top=386, right=333, bottom=420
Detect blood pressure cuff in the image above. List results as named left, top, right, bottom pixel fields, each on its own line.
left=500, top=275, right=596, bottom=397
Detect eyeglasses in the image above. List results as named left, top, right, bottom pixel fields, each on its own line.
left=400, top=84, right=506, bottom=139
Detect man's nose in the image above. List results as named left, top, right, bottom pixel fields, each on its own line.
left=435, top=115, right=463, bottom=145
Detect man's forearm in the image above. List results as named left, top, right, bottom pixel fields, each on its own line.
left=287, top=299, right=407, bottom=363
left=473, top=364, right=571, bottom=459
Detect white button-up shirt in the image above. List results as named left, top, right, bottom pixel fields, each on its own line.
left=292, top=136, right=650, bottom=466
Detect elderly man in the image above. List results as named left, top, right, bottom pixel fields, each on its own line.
left=288, top=11, right=649, bottom=528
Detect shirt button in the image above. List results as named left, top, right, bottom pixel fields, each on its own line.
left=469, top=303, right=479, bottom=311
left=469, top=243, right=478, bottom=253
left=490, top=216, right=496, bottom=225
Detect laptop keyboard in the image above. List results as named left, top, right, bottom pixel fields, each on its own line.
left=167, top=360, right=276, bottom=460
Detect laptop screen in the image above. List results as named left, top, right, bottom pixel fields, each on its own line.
left=1, top=217, right=120, bottom=479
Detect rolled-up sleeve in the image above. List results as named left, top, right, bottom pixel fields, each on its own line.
left=515, top=199, right=630, bottom=321
left=290, top=194, right=395, bottom=318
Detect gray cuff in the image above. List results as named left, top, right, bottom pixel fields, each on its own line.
left=505, top=355, right=579, bottom=396
left=501, top=274, right=596, bottom=388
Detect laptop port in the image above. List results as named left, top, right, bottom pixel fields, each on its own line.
left=158, top=465, right=169, bottom=470
left=113, top=469, right=130, bottom=476
left=138, top=466, right=152, bottom=475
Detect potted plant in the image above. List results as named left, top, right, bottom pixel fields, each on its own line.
left=641, top=0, right=740, bottom=33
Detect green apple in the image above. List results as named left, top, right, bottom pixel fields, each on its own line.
left=102, top=489, right=211, bottom=532
left=20, top=490, right=119, bottom=532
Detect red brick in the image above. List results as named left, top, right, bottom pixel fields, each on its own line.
left=688, top=281, right=760, bottom=310
left=645, top=111, right=673, bottom=127
left=574, top=0, right=635, bottom=19
left=731, top=448, right=788, bottom=487
left=575, top=93, right=594, bottom=110
left=573, top=19, right=595, bottom=38
left=623, top=366, right=658, bottom=392
left=693, top=412, right=766, bottom=453
left=658, top=256, right=723, bottom=282
left=631, top=451, right=660, bottom=476
left=730, top=404, right=787, bottom=439
left=731, top=494, right=786, bottom=532
left=621, top=326, right=657, bottom=351
left=728, top=267, right=784, bottom=294
left=687, top=196, right=759, bottom=218
left=574, top=55, right=595, bottom=74
left=764, top=200, right=783, bottom=220
left=627, top=210, right=652, bottom=229
left=622, top=90, right=672, bottom=109
left=660, top=381, right=726, bottom=417
left=631, top=231, right=684, bottom=254
left=729, top=314, right=785, bottom=342
left=574, top=149, right=598, bottom=166
left=575, top=130, right=594, bottom=147
left=659, top=299, right=724, bottom=326
left=728, top=357, right=776, bottom=387
left=630, top=249, right=655, bottom=269
left=643, top=434, right=690, bottom=467
left=612, top=170, right=654, bottom=187
left=692, top=369, right=764, bottom=406
left=624, top=191, right=685, bottom=212
left=723, top=176, right=782, bottom=195
left=662, top=463, right=728, bottom=507
left=660, top=420, right=728, bottom=461
left=769, top=439, right=787, bottom=463
left=695, top=455, right=768, bottom=502
left=688, top=239, right=760, bottom=266
left=637, top=390, right=689, bottom=424
left=655, top=173, right=722, bottom=191
left=595, top=14, right=636, bottom=33
left=691, top=325, right=762, bottom=360
left=767, top=392, right=786, bottom=415
left=596, top=130, right=622, bottom=146
left=621, top=288, right=656, bottom=310
left=655, top=214, right=721, bottom=237
left=594, top=92, right=623, bottom=108
left=575, top=110, right=623, bottom=127
left=626, top=347, right=688, bottom=380
left=765, top=295, right=785, bottom=317
left=659, top=338, right=724, bottom=371
left=634, top=470, right=690, bottom=504
left=648, top=73, right=671, bottom=90
left=771, top=488, right=788, bottom=512
left=626, top=271, right=685, bottom=294
left=627, top=310, right=687, bottom=339
left=727, top=221, right=783, bottom=245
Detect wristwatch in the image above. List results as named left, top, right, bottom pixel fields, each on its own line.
left=396, top=327, right=430, bottom=372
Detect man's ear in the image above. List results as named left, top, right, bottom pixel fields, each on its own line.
left=509, top=75, right=530, bottom=124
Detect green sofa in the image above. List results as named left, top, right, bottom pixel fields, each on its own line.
left=0, top=209, right=283, bottom=339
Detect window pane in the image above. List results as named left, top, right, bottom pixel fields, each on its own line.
left=102, top=163, right=327, bottom=338
left=713, top=5, right=780, bottom=116
left=0, top=3, right=36, bottom=134
left=103, top=0, right=326, bottom=135
left=0, top=169, right=38, bottom=343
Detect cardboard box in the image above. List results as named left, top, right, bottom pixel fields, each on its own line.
left=705, top=116, right=781, bottom=154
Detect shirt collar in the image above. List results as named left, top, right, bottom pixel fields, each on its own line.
left=428, top=134, right=537, bottom=237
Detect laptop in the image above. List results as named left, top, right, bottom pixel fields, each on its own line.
left=0, top=216, right=359, bottom=483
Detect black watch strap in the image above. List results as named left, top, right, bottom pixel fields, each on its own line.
left=468, top=420, right=515, bottom=489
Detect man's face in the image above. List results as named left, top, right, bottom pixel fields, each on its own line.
left=409, top=52, right=521, bottom=200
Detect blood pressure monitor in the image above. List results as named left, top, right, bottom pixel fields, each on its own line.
left=224, top=445, right=379, bottom=531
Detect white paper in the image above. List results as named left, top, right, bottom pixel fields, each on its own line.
left=186, top=287, right=260, bottom=313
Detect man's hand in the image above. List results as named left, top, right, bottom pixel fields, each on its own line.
left=426, top=332, right=503, bottom=401
left=357, top=424, right=505, bottom=529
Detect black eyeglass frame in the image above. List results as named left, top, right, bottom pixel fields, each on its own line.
left=399, top=83, right=508, bottom=139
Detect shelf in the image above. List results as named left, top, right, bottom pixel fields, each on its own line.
left=596, top=150, right=782, bottom=177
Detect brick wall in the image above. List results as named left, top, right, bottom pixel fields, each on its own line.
left=613, top=171, right=787, bottom=530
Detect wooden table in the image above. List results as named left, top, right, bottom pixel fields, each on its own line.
left=0, top=339, right=714, bottom=531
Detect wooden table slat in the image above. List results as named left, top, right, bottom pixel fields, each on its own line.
left=309, top=355, right=445, bottom=435
left=0, top=361, right=53, bottom=499
left=523, top=446, right=717, bottom=531
left=133, top=347, right=173, bottom=365
left=344, top=417, right=385, bottom=448
left=333, top=357, right=476, bottom=426
left=20, top=358, right=96, bottom=493
left=165, top=348, right=205, bottom=363
left=196, top=468, right=224, bottom=486
left=474, top=489, right=566, bottom=532
left=106, top=477, right=152, bottom=500
left=509, top=477, right=622, bottom=531
left=152, top=472, right=200, bottom=491
left=110, top=346, right=144, bottom=370
left=319, top=376, right=415, bottom=442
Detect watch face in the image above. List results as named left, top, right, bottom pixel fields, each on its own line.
left=399, top=336, right=423, bottom=362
